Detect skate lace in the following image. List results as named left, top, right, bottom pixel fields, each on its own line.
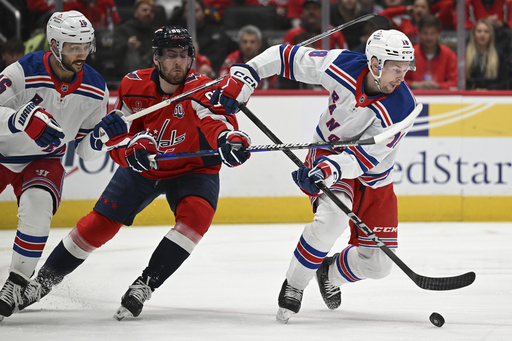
left=323, top=279, right=340, bottom=299
left=0, top=280, right=23, bottom=307
left=284, top=284, right=303, bottom=302
left=23, top=280, right=42, bottom=305
left=128, top=281, right=152, bottom=303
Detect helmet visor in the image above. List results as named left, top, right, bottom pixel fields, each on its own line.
left=60, top=41, right=96, bottom=56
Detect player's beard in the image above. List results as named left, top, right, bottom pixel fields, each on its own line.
left=61, top=56, right=85, bottom=74
left=159, top=62, right=188, bottom=85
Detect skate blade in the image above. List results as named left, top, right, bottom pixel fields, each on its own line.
left=114, top=306, right=133, bottom=321
left=276, top=307, right=294, bottom=324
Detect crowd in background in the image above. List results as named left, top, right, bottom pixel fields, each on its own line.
left=1, top=0, right=511, bottom=90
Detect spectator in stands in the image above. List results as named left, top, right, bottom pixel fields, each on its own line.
left=330, top=0, right=369, bottom=50
left=464, top=0, right=512, bottom=29
left=245, top=0, right=292, bottom=29
left=0, top=39, right=25, bottom=71
left=169, top=0, right=238, bottom=75
left=287, top=0, right=305, bottom=27
left=27, top=0, right=122, bottom=29
left=430, top=0, right=455, bottom=30
left=378, top=0, right=431, bottom=43
left=194, top=43, right=216, bottom=79
left=352, top=18, right=393, bottom=53
left=220, top=25, right=277, bottom=89
left=466, top=19, right=511, bottom=90
left=112, top=0, right=159, bottom=77
left=283, top=0, right=347, bottom=49
left=359, top=0, right=384, bottom=14
left=405, top=15, right=458, bottom=89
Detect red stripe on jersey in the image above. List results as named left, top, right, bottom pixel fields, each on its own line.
left=374, top=101, right=392, bottom=127
left=80, top=84, right=105, bottom=96
left=282, top=45, right=293, bottom=79
left=348, top=146, right=375, bottom=170
left=328, top=65, right=356, bottom=87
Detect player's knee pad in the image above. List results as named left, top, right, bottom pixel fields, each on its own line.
left=306, top=193, right=350, bottom=246
left=75, top=210, right=123, bottom=248
left=17, top=187, right=53, bottom=236
left=175, top=196, right=215, bottom=237
left=166, top=196, right=215, bottom=254
left=357, top=247, right=393, bottom=279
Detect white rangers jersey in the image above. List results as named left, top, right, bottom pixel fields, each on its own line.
left=248, top=45, right=417, bottom=188
left=0, top=51, right=109, bottom=172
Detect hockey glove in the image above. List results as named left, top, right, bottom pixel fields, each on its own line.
left=90, top=110, right=129, bottom=151
left=9, top=102, right=65, bottom=148
left=291, top=156, right=342, bottom=196
left=209, top=63, right=260, bottom=114
left=125, top=132, right=159, bottom=172
left=217, top=130, right=251, bottom=167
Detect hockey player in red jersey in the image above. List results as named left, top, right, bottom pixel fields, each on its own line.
left=17, top=26, right=252, bottom=320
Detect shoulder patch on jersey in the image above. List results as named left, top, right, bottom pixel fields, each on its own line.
left=125, top=71, right=143, bottom=80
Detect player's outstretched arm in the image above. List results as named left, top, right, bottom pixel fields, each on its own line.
left=209, top=64, right=260, bottom=115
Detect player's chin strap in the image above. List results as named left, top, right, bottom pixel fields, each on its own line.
left=51, top=47, right=73, bottom=73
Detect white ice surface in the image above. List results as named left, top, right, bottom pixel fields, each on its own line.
left=1, top=222, right=511, bottom=340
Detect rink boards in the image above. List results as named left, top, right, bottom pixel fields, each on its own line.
left=1, top=91, right=511, bottom=227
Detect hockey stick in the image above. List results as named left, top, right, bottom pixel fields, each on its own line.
left=238, top=103, right=475, bottom=291
left=152, top=103, right=423, bottom=161
left=105, top=13, right=386, bottom=131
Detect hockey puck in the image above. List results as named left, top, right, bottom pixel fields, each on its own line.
left=429, top=312, right=445, bottom=327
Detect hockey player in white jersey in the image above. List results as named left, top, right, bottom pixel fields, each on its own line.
left=0, top=10, right=127, bottom=319
left=210, top=29, right=418, bottom=323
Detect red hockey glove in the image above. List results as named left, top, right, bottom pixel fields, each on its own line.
left=10, top=102, right=65, bottom=148
left=209, top=64, right=260, bottom=114
left=125, top=132, right=159, bottom=172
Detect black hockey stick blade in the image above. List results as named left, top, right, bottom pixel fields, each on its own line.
left=412, top=271, right=476, bottom=291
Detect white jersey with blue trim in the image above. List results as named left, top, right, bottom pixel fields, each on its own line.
left=0, top=51, right=109, bottom=172
left=247, top=45, right=417, bottom=188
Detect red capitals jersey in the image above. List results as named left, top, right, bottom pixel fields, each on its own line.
left=109, top=68, right=239, bottom=180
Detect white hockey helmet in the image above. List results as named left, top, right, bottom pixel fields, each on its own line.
left=365, top=29, right=416, bottom=77
left=47, top=10, right=96, bottom=56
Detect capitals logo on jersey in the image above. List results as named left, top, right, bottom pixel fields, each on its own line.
left=155, top=119, right=186, bottom=153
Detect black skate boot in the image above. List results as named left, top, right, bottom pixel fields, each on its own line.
left=316, top=253, right=342, bottom=310
left=276, top=279, right=303, bottom=324
left=19, top=276, right=52, bottom=311
left=0, top=271, right=30, bottom=319
left=114, top=276, right=153, bottom=321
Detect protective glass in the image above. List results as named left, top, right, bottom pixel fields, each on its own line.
left=60, top=42, right=95, bottom=56
left=157, top=47, right=190, bottom=61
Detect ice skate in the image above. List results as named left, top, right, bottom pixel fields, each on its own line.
left=316, top=253, right=342, bottom=310
left=19, top=276, right=52, bottom=311
left=114, top=276, right=152, bottom=321
left=276, top=279, right=303, bottom=324
left=0, top=270, right=30, bottom=318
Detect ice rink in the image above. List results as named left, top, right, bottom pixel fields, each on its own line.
left=0, top=222, right=511, bottom=340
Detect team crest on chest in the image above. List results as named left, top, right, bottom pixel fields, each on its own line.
left=173, top=104, right=185, bottom=118
left=359, top=95, right=366, bottom=103
left=61, top=84, right=69, bottom=92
